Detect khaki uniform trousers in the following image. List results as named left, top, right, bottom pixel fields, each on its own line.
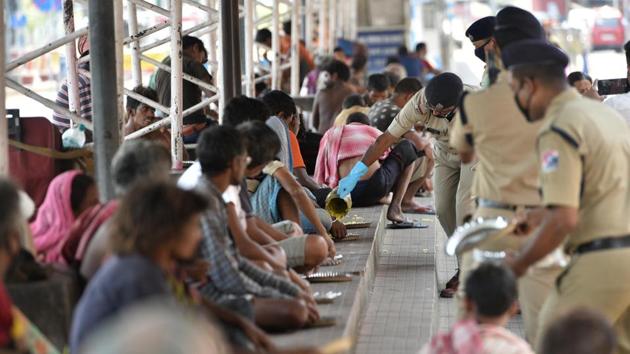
left=432, top=143, right=475, bottom=237
left=457, top=206, right=564, bottom=345
left=536, top=248, right=630, bottom=354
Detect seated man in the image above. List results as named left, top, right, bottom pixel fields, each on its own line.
left=369, top=78, right=423, bottom=132
left=229, top=121, right=329, bottom=273
left=333, top=94, right=370, bottom=127
left=364, top=73, right=391, bottom=107
left=194, top=126, right=319, bottom=332
left=123, top=86, right=171, bottom=150
left=419, top=263, right=533, bottom=354
left=315, top=112, right=421, bottom=223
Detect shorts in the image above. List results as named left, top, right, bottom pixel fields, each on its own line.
left=277, top=235, right=307, bottom=268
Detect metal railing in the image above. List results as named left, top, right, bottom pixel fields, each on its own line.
left=1, top=0, right=349, bottom=176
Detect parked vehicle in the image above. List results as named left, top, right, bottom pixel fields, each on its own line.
left=591, top=6, right=625, bottom=51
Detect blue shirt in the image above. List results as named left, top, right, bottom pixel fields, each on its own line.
left=69, top=254, right=171, bottom=353
left=399, top=55, right=422, bottom=78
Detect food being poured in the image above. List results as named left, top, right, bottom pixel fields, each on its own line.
left=325, top=188, right=353, bottom=219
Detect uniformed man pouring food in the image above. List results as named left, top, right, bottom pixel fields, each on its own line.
left=337, top=73, right=476, bottom=298
left=501, top=39, right=630, bottom=354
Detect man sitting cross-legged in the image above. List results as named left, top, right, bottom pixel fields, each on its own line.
left=314, top=112, right=423, bottom=224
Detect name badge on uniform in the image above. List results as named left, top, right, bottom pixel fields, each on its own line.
left=541, top=149, right=559, bottom=173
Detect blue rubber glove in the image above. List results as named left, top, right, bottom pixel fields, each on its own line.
left=338, top=162, right=369, bottom=198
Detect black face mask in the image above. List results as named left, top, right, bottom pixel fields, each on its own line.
left=475, top=47, right=486, bottom=62
left=474, top=39, right=491, bottom=63
left=514, top=93, right=534, bottom=122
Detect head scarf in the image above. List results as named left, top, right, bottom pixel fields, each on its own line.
left=30, top=170, right=83, bottom=264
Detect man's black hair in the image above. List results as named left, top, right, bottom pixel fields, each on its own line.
left=262, top=90, right=297, bottom=117
left=465, top=263, right=517, bottom=317
left=197, top=125, right=245, bottom=176
left=351, top=55, right=367, bottom=71
left=325, top=60, right=351, bottom=82
left=383, top=71, right=400, bottom=88
left=182, top=35, right=205, bottom=51
left=237, top=121, right=281, bottom=169
left=386, top=56, right=401, bottom=65
left=333, top=46, right=344, bottom=53
left=283, top=21, right=292, bottom=36
left=367, top=73, right=389, bottom=92
left=415, top=42, right=427, bottom=52
left=126, top=86, right=158, bottom=111
left=541, top=309, right=616, bottom=354
left=567, top=71, right=592, bottom=86
left=223, top=96, right=270, bottom=127
left=395, top=78, right=423, bottom=95
left=342, top=94, right=367, bottom=109
left=398, top=45, right=409, bottom=56
left=346, top=112, right=370, bottom=125
left=255, top=28, right=272, bottom=44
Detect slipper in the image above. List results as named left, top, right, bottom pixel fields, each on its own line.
left=387, top=221, right=429, bottom=229
left=334, top=234, right=360, bottom=242
left=305, top=316, right=337, bottom=329
left=403, top=206, right=436, bottom=215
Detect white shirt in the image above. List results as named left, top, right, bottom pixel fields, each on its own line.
left=177, top=161, right=202, bottom=190
left=604, top=93, right=630, bottom=126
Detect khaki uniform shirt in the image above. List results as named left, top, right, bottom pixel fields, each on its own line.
left=537, top=89, right=630, bottom=252
left=450, top=72, right=542, bottom=206
left=387, top=87, right=473, bottom=154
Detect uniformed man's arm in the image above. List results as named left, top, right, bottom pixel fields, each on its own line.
left=449, top=96, right=475, bottom=163
left=360, top=91, right=422, bottom=167
left=509, top=131, right=582, bottom=276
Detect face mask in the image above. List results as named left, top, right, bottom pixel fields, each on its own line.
left=514, top=84, right=534, bottom=122
left=474, top=39, right=491, bottom=63
left=475, top=47, right=486, bottom=62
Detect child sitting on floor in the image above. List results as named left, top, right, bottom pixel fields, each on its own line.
left=419, top=263, right=533, bottom=354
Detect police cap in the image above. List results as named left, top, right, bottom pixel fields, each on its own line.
left=494, top=6, right=544, bottom=46
left=465, top=16, right=496, bottom=43
left=501, top=39, right=569, bottom=69
left=425, top=73, right=463, bottom=108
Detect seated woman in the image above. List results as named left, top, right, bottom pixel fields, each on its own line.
left=70, top=183, right=282, bottom=354
left=30, top=170, right=99, bottom=264
left=314, top=112, right=421, bottom=224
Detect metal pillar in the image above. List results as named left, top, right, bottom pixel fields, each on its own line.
left=0, top=1, right=6, bottom=175
left=207, top=0, right=218, bottom=70
left=244, top=0, right=255, bottom=97
left=290, top=0, right=301, bottom=96
left=318, top=0, right=327, bottom=54
left=89, top=0, right=120, bottom=201
left=127, top=1, right=143, bottom=86
left=328, top=0, right=336, bottom=51
left=305, top=0, right=315, bottom=52
left=220, top=0, right=241, bottom=102
left=170, top=0, right=184, bottom=170
left=271, top=0, right=281, bottom=90
left=114, top=0, right=125, bottom=142
left=63, top=0, right=81, bottom=129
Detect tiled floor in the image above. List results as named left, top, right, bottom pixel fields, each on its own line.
left=355, top=203, right=438, bottom=354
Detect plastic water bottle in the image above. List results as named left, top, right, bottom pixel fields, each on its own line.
left=62, top=124, right=86, bottom=149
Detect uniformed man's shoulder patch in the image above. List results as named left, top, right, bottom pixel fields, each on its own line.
left=541, top=149, right=559, bottom=173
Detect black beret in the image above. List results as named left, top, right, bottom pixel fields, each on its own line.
left=501, top=39, right=569, bottom=69
left=494, top=6, right=544, bottom=44
left=465, top=16, right=496, bottom=42
left=425, top=73, right=463, bottom=108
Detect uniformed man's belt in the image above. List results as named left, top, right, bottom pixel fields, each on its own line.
left=575, top=235, right=630, bottom=255
left=476, top=198, right=537, bottom=211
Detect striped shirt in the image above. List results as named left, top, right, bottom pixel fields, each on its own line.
left=51, top=62, right=92, bottom=131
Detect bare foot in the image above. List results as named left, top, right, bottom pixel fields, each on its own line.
left=387, top=204, right=406, bottom=223
left=402, top=201, right=435, bottom=214
left=379, top=193, right=393, bottom=205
